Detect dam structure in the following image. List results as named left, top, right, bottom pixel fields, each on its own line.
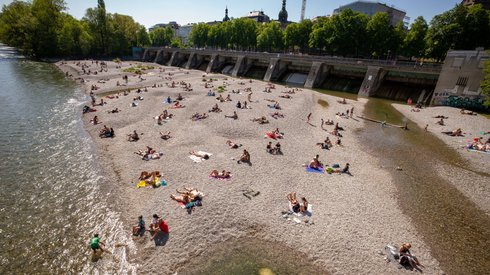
left=141, top=47, right=442, bottom=101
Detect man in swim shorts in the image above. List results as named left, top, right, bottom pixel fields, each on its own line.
left=90, top=234, right=105, bottom=254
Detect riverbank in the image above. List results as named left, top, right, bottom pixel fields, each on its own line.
left=57, top=60, right=443, bottom=274
left=392, top=104, right=490, bottom=216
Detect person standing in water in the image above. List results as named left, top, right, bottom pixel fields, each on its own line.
left=90, top=234, right=105, bottom=254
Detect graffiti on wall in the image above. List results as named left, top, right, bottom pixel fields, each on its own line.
left=441, top=95, right=488, bottom=111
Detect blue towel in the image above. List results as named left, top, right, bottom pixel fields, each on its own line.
left=306, top=166, right=324, bottom=173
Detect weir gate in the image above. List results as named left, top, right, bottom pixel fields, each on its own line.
left=141, top=47, right=442, bottom=101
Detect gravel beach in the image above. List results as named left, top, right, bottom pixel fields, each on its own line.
left=57, top=60, right=452, bottom=274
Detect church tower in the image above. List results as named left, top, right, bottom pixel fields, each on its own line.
left=223, top=6, right=230, bottom=22
left=278, top=0, right=288, bottom=24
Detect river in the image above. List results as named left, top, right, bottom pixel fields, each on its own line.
left=0, top=44, right=136, bottom=274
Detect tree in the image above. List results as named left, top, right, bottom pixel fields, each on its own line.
left=83, top=0, right=109, bottom=55
left=230, top=18, right=257, bottom=50
left=403, top=16, right=428, bottom=59
left=189, top=23, right=209, bottom=48
left=257, top=21, right=283, bottom=52
left=0, top=1, right=35, bottom=55
left=30, top=0, right=66, bottom=56
left=309, top=16, right=333, bottom=52
left=109, top=13, right=140, bottom=55
left=366, top=12, right=394, bottom=58
left=284, top=20, right=312, bottom=52
left=149, top=27, right=173, bottom=47
left=136, top=25, right=150, bottom=47
left=425, top=4, right=490, bottom=62
left=481, top=54, right=490, bottom=106
left=327, top=9, right=369, bottom=57
left=57, top=14, right=92, bottom=56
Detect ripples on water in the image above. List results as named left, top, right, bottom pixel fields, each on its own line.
left=0, top=45, right=136, bottom=273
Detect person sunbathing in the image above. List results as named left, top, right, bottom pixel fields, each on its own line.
left=172, top=101, right=184, bottom=108
left=127, top=130, right=139, bottom=142
left=460, top=108, right=476, bottom=115
left=287, top=192, right=308, bottom=213
left=309, top=154, right=322, bottom=170
left=177, top=93, right=183, bottom=101
left=210, top=170, right=231, bottom=179
left=251, top=116, right=269, bottom=124
left=171, top=188, right=203, bottom=203
left=334, top=123, right=344, bottom=131
left=226, top=140, right=242, bottom=149
left=236, top=101, right=242, bottom=108
left=271, top=112, right=284, bottom=119
left=325, top=119, right=334, bottom=125
left=443, top=128, right=463, bottom=136
left=209, top=104, right=222, bottom=113
left=279, top=94, right=291, bottom=99
left=237, top=149, right=250, bottom=164
left=139, top=171, right=161, bottom=181
left=242, top=101, right=249, bottom=109
left=399, top=243, right=424, bottom=271
left=225, top=111, right=238, bottom=120
left=189, top=151, right=210, bottom=160
left=434, top=115, right=448, bottom=119
left=160, top=131, right=171, bottom=140
left=436, top=118, right=445, bottom=126
left=225, top=94, right=232, bottom=101
left=191, top=113, right=208, bottom=121
left=107, top=108, right=119, bottom=113
left=338, top=98, right=347, bottom=104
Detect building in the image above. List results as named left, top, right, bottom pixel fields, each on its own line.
left=149, top=21, right=179, bottom=32
left=333, top=1, right=409, bottom=27
left=223, top=6, right=230, bottom=22
left=462, top=0, right=490, bottom=10
left=431, top=49, right=489, bottom=111
left=176, top=24, right=193, bottom=45
left=243, top=10, right=270, bottom=23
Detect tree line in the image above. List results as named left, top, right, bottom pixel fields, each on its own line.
left=0, top=0, right=179, bottom=57
left=189, top=4, right=490, bottom=62
left=1, top=1, right=489, bottom=62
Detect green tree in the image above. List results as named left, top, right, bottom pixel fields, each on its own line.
left=328, top=9, right=369, bottom=56
left=309, top=16, right=333, bottom=52
left=83, top=0, right=109, bottom=55
left=30, top=0, right=66, bottom=56
left=149, top=27, right=173, bottom=47
left=189, top=23, right=209, bottom=48
left=257, top=21, right=283, bottom=52
left=0, top=1, right=35, bottom=54
left=481, top=54, right=490, bottom=106
left=366, top=12, right=394, bottom=58
left=230, top=18, right=257, bottom=50
left=136, top=25, right=150, bottom=47
left=284, top=20, right=312, bottom=52
left=57, top=14, right=92, bottom=56
left=109, top=13, right=140, bottom=55
left=403, top=16, right=428, bottom=59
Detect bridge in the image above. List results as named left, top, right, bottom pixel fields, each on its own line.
left=141, top=47, right=442, bottom=99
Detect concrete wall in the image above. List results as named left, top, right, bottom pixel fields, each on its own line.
left=431, top=50, right=489, bottom=109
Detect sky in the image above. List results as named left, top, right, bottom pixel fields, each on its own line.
left=0, top=0, right=462, bottom=28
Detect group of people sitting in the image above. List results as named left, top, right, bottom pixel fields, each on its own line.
left=266, top=141, right=282, bottom=155
left=236, top=100, right=249, bottom=109
left=466, top=137, right=490, bottom=152
left=171, top=187, right=204, bottom=209
left=216, top=94, right=232, bottom=102
left=132, top=214, right=170, bottom=240
left=209, top=104, right=222, bottom=113
left=316, top=137, right=333, bottom=150
left=287, top=192, right=309, bottom=214
left=138, top=171, right=162, bottom=187
left=99, top=125, right=114, bottom=138
left=210, top=169, right=232, bottom=179
left=135, top=146, right=162, bottom=161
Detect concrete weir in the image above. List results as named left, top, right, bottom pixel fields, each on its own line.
left=142, top=47, right=442, bottom=99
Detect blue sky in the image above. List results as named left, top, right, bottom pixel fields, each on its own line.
left=0, top=0, right=462, bottom=28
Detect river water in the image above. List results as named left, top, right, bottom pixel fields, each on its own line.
left=0, top=45, right=136, bottom=274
